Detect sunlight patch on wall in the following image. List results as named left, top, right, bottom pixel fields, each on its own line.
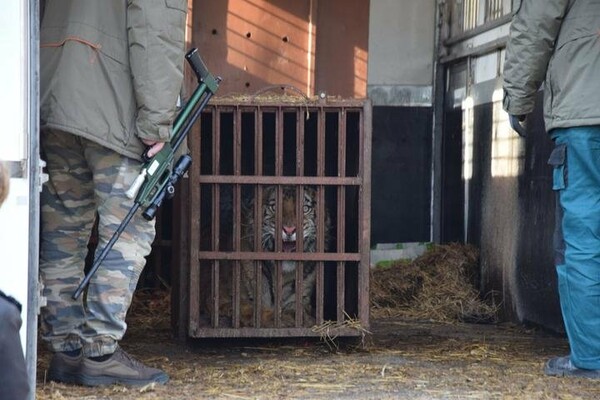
left=462, top=96, right=474, bottom=182
left=491, top=89, right=524, bottom=178
left=462, top=96, right=474, bottom=242
left=354, top=46, right=368, bottom=98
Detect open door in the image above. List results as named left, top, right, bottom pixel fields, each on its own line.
left=0, top=1, right=41, bottom=398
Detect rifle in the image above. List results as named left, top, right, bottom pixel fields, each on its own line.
left=72, top=48, right=220, bottom=300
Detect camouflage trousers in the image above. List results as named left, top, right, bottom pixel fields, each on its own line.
left=40, top=129, right=155, bottom=357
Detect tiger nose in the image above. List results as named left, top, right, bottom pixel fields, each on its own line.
left=282, top=225, right=296, bottom=237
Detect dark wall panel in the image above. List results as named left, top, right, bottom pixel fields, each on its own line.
left=459, top=93, right=562, bottom=332
left=371, top=106, right=432, bottom=244
left=441, top=109, right=464, bottom=243
left=516, top=93, right=562, bottom=331
left=468, top=103, right=492, bottom=249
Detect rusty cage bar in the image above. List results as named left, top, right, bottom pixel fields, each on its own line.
left=184, top=98, right=372, bottom=338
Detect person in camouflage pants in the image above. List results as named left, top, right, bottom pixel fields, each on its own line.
left=40, top=130, right=155, bottom=356
left=39, top=0, right=186, bottom=386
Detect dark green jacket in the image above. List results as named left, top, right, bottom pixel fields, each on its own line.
left=40, top=0, right=187, bottom=160
left=503, top=0, right=600, bottom=132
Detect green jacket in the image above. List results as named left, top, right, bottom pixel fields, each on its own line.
left=503, top=0, right=600, bottom=132
left=40, top=0, right=187, bottom=160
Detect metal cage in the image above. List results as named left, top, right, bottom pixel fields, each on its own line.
left=183, top=98, right=371, bottom=338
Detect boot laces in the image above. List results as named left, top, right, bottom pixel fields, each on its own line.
left=115, top=346, right=147, bottom=370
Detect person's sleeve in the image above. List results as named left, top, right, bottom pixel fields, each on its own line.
left=502, top=0, right=570, bottom=116
left=127, top=0, right=187, bottom=142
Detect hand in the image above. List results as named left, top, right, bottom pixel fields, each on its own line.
left=509, top=114, right=527, bottom=137
left=140, top=139, right=165, bottom=158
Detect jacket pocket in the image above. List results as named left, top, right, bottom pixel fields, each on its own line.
left=548, top=143, right=567, bottom=191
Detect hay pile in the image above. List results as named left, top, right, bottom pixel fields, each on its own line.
left=213, top=84, right=316, bottom=105
left=127, top=243, right=498, bottom=328
left=370, top=243, right=499, bottom=323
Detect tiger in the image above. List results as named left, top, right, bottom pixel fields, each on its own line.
left=236, top=185, right=331, bottom=327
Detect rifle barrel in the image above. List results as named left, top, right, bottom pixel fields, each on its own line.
left=72, top=203, right=141, bottom=300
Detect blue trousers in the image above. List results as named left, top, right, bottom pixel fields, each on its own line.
left=551, top=126, right=600, bottom=370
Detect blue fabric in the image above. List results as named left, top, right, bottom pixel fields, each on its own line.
left=551, top=126, right=600, bottom=370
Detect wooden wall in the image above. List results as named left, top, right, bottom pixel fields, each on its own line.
left=190, top=0, right=369, bottom=98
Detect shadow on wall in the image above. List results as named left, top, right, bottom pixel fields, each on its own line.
left=462, top=93, right=561, bottom=332
left=192, top=0, right=369, bottom=98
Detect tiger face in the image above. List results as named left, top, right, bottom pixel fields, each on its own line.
left=259, top=185, right=328, bottom=259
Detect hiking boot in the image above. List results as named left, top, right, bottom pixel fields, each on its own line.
left=48, top=351, right=83, bottom=384
left=76, top=346, right=169, bottom=386
left=544, top=356, right=600, bottom=379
